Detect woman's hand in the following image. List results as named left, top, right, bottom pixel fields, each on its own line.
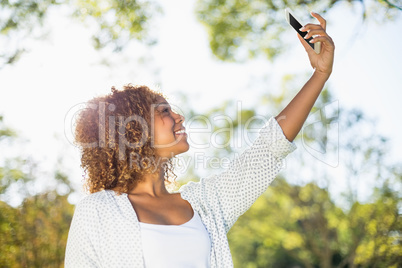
left=298, top=12, right=335, bottom=79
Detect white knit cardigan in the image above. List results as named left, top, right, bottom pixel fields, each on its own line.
left=65, top=117, right=296, bottom=267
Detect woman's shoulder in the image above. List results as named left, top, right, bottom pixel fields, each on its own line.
left=75, top=190, right=120, bottom=210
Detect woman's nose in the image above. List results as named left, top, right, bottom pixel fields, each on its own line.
left=175, top=113, right=185, bottom=123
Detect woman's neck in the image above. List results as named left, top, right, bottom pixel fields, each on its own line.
left=127, top=168, right=169, bottom=197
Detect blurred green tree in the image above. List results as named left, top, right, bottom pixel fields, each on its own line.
left=228, top=176, right=401, bottom=267
left=0, top=192, right=74, bottom=268
left=0, top=116, right=75, bottom=267
left=194, top=0, right=402, bottom=61
left=0, top=0, right=161, bottom=67
left=1, top=0, right=401, bottom=67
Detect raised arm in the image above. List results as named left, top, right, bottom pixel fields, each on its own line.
left=275, top=12, right=335, bottom=142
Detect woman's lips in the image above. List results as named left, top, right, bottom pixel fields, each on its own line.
left=174, top=129, right=187, bottom=137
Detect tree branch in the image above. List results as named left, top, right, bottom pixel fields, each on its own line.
left=382, top=0, right=402, bottom=10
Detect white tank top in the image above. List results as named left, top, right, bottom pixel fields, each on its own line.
left=139, top=211, right=211, bottom=267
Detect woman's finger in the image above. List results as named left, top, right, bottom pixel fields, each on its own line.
left=300, top=23, right=324, bottom=32
left=303, top=29, right=328, bottom=40
left=300, top=24, right=324, bottom=39
left=309, top=35, right=335, bottom=49
left=310, top=12, right=326, bottom=31
left=297, top=33, right=313, bottom=53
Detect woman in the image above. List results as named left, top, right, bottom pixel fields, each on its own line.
left=65, top=12, right=334, bottom=268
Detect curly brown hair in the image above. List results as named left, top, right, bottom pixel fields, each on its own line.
left=74, top=84, right=176, bottom=194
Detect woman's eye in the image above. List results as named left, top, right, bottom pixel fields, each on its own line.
left=162, top=108, right=170, bottom=113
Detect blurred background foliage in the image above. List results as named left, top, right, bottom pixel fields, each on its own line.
left=1, top=0, right=401, bottom=66
left=0, top=0, right=161, bottom=68
left=195, top=0, right=402, bottom=61
left=0, top=116, right=75, bottom=267
left=1, top=0, right=401, bottom=267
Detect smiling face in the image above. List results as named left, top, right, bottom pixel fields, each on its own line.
left=152, top=96, right=189, bottom=158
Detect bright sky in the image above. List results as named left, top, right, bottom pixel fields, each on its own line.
left=0, top=0, right=401, bottom=205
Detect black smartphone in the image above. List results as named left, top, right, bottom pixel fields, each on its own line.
left=285, top=8, right=321, bottom=54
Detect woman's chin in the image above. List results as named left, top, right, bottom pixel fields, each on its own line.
left=156, top=144, right=190, bottom=159
left=174, top=144, right=190, bottom=156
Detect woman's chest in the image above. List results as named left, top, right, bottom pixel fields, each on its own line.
left=128, top=193, right=194, bottom=225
